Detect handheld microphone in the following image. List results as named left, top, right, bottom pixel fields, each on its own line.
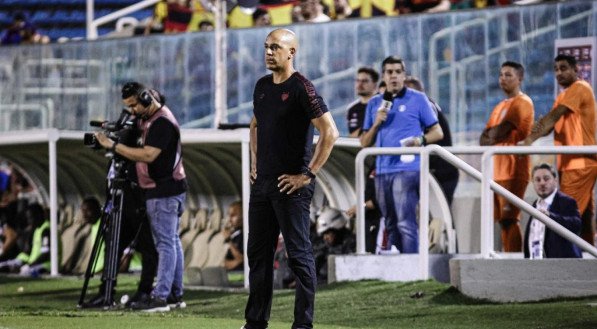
left=378, top=91, right=393, bottom=122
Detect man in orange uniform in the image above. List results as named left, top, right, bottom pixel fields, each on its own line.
left=523, top=54, right=597, bottom=245
left=480, top=61, right=534, bottom=252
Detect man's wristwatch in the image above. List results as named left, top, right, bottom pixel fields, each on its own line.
left=110, top=141, right=118, bottom=153
left=302, top=168, right=316, bottom=179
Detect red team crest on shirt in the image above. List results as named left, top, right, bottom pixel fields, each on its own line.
left=281, top=92, right=289, bottom=101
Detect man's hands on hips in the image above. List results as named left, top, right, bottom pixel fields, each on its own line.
left=250, top=164, right=257, bottom=184
left=278, top=173, right=310, bottom=194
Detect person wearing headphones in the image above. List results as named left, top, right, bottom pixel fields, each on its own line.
left=95, top=82, right=187, bottom=313
left=82, top=82, right=161, bottom=310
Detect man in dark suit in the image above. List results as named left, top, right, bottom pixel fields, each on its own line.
left=524, top=163, right=582, bottom=258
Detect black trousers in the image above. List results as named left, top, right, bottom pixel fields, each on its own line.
left=245, top=177, right=316, bottom=329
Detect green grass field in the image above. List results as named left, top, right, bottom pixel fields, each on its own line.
left=1, top=274, right=596, bottom=329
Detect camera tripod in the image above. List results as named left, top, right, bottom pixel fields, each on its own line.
left=78, top=159, right=139, bottom=309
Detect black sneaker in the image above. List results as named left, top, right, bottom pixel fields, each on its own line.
left=131, top=295, right=170, bottom=313
left=80, top=294, right=115, bottom=309
left=125, top=291, right=150, bottom=308
left=166, top=292, right=187, bottom=309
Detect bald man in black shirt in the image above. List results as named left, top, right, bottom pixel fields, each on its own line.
left=243, top=28, right=339, bottom=329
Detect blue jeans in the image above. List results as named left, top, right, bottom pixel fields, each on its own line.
left=146, top=193, right=186, bottom=300
left=375, top=171, right=419, bottom=253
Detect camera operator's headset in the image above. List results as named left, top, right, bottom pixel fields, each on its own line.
left=138, top=89, right=153, bottom=107
left=137, top=89, right=162, bottom=119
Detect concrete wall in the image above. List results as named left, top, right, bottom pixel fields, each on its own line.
left=450, top=258, right=597, bottom=302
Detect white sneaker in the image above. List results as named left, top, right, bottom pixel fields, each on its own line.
left=378, top=245, right=401, bottom=255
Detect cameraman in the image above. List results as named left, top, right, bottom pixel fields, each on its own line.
left=83, top=82, right=159, bottom=309
left=95, top=83, right=187, bottom=313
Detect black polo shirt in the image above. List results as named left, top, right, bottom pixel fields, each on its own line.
left=253, top=72, right=328, bottom=178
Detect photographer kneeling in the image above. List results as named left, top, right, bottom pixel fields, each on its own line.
left=95, top=83, right=187, bottom=313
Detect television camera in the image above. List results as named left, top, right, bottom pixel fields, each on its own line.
left=79, top=108, right=140, bottom=308
left=83, top=109, right=136, bottom=150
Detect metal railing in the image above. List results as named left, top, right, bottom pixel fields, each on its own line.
left=480, top=146, right=597, bottom=258
left=0, top=100, right=54, bottom=131
left=86, top=0, right=159, bottom=39
left=355, top=147, right=429, bottom=279
left=355, top=144, right=597, bottom=279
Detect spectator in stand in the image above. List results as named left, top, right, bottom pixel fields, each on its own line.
left=144, top=0, right=168, bottom=35
left=404, top=76, right=459, bottom=206
left=253, top=8, right=273, bottom=27
left=228, top=0, right=259, bottom=28
left=395, top=0, right=450, bottom=14
left=322, top=0, right=353, bottom=20
left=349, top=0, right=397, bottom=18
left=313, top=207, right=355, bottom=283
left=1, top=13, right=48, bottom=45
left=295, top=0, right=331, bottom=23
left=1, top=13, right=31, bottom=45
left=188, top=0, right=215, bottom=32
left=19, top=25, right=49, bottom=44
left=222, top=201, right=244, bottom=271
left=480, top=61, right=534, bottom=252
left=199, top=20, right=215, bottom=31
left=522, top=54, right=597, bottom=246
left=347, top=67, right=379, bottom=138
left=164, top=0, right=193, bottom=33
left=451, top=0, right=512, bottom=9
left=259, top=0, right=295, bottom=26
left=361, top=56, right=443, bottom=254
left=524, top=163, right=582, bottom=259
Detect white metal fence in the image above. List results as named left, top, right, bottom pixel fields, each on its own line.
left=355, top=145, right=597, bottom=279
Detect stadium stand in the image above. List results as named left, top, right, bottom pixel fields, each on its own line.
left=0, top=0, right=153, bottom=41
left=0, top=0, right=555, bottom=43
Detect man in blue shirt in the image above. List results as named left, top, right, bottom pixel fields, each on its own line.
left=360, top=56, right=443, bottom=253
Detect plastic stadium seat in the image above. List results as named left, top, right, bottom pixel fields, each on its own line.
left=31, top=11, right=50, bottom=23
left=53, top=28, right=86, bottom=39
left=205, top=232, right=227, bottom=268
left=47, top=29, right=64, bottom=41
left=64, top=10, right=86, bottom=24
left=186, top=228, right=215, bottom=269
left=54, top=0, right=83, bottom=4
left=51, top=11, right=72, bottom=24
